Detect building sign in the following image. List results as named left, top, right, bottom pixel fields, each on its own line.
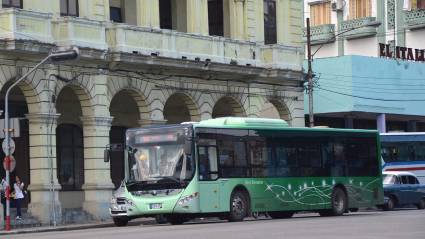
left=379, top=43, right=425, bottom=62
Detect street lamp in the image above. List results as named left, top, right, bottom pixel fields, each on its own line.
left=3, top=46, right=79, bottom=231
left=305, top=18, right=381, bottom=127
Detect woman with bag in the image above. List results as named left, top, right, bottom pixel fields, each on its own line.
left=13, top=175, right=24, bottom=220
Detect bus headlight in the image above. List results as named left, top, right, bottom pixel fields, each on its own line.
left=178, top=192, right=199, bottom=206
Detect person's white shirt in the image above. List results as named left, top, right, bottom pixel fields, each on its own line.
left=14, top=182, right=24, bottom=199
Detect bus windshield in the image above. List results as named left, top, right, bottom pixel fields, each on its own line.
left=126, top=127, right=194, bottom=184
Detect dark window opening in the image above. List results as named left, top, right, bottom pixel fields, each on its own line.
left=160, top=0, right=172, bottom=29
left=60, top=0, right=79, bottom=17
left=2, top=0, right=22, bottom=8
left=110, top=6, right=123, bottom=23
left=208, top=0, right=224, bottom=36
left=264, top=0, right=277, bottom=44
left=57, top=124, right=84, bottom=190
left=418, top=0, right=425, bottom=9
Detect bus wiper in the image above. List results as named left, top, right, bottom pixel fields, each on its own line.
left=150, top=176, right=180, bottom=183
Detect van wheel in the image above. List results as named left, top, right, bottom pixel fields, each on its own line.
left=113, top=217, right=129, bottom=227
left=417, top=198, right=425, bottom=210
left=269, top=211, right=294, bottom=219
left=229, top=190, right=248, bottom=222
left=384, top=197, right=395, bottom=211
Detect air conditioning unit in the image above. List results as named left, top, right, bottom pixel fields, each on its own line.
left=331, top=0, right=344, bottom=11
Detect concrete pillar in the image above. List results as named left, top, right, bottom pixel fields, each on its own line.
left=337, top=10, right=344, bottom=56
left=78, top=0, right=110, bottom=21
left=136, top=0, right=160, bottom=28
left=186, top=0, right=209, bottom=35
left=229, top=0, right=246, bottom=40
left=377, top=114, right=386, bottom=133
left=81, top=116, right=114, bottom=220
left=344, top=117, right=354, bottom=129
left=26, top=113, right=62, bottom=224
left=23, top=0, right=60, bottom=15
left=408, top=121, right=417, bottom=132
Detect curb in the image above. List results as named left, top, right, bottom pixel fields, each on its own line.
left=0, top=222, right=115, bottom=235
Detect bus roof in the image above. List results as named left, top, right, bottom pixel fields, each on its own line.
left=194, top=117, right=378, bottom=133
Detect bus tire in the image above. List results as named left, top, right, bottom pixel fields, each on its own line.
left=155, top=214, right=168, bottom=224
left=349, top=208, right=359, bottom=213
left=384, top=197, right=396, bottom=211
left=330, top=187, right=347, bottom=216
left=113, top=217, right=129, bottom=227
left=166, top=216, right=187, bottom=225
left=417, top=198, right=425, bottom=210
left=268, top=211, right=294, bottom=219
left=229, top=190, right=248, bottom=222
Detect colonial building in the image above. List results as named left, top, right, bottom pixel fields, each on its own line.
left=0, top=0, right=304, bottom=223
left=303, top=0, right=425, bottom=132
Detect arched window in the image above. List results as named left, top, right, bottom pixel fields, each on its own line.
left=56, top=124, right=84, bottom=190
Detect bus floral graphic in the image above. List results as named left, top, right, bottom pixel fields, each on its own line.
left=265, top=179, right=380, bottom=206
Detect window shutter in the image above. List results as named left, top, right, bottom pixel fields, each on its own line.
left=412, top=0, right=418, bottom=9
left=349, top=0, right=356, bottom=19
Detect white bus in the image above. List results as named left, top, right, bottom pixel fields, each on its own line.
left=381, top=132, right=425, bottom=184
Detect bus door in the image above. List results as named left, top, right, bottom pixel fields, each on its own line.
left=198, top=144, right=221, bottom=212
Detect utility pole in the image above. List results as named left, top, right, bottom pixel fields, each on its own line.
left=306, top=18, right=314, bottom=127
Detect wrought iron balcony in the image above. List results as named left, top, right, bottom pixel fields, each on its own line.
left=302, top=24, right=335, bottom=45
left=340, top=17, right=378, bottom=40
left=404, top=9, right=425, bottom=30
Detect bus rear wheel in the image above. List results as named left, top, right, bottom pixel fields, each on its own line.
left=229, top=190, right=248, bottom=222
left=269, top=211, right=294, bottom=219
left=113, top=217, right=129, bottom=227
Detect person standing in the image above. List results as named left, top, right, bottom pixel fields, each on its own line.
left=1, top=177, right=7, bottom=221
left=13, top=176, right=24, bottom=220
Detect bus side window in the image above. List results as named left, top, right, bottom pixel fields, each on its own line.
left=198, top=146, right=218, bottom=180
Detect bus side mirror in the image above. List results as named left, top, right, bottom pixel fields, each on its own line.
left=104, top=148, right=111, bottom=162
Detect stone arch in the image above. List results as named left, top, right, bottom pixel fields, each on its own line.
left=212, top=96, right=247, bottom=118
left=261, top=98, right=292, bottom=125
left=109, top=89, right=149, bottom=127
left=163, top=92, right=201, bottom=124
left=106, top=76, right=153, bottom=121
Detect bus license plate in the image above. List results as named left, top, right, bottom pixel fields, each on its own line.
left=149, top=203, right=162, bottom=209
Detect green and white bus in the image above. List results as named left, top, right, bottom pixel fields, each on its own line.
left=106, top=117, right=383, bottom=226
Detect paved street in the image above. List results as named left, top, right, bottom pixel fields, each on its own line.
left=5, top=209, right=425, bottom=239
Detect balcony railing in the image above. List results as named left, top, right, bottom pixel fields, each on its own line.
left=340, top=17, right=378, bottom=40
left=404, top=9, right=425, bottom=30
left=0, top=8, right=302, bottom=71
left=0, top=8, right=53, bottom=43
left=302, top=24, right=336, bottom=45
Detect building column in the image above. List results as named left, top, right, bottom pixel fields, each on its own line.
left=377, top=114, right=386, bottom=133
left=229, top=0, right=246, bottom=40
left=81, top=116, right=115, bottom=220
left=23, top=0, right=60, bottom=15
left=136, top=0, right=160, bottom=28
left=186, top=0, right=209, bottom=35
left=26, top=113, right=62, bottom=224
left=276, top=0, right=290, bottom=44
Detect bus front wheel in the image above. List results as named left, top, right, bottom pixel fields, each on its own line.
left=229, top=190, right=248, bottom=222
left=320, top=187, right=347, bottom=216
left=113, top=217, right=129, bottom=227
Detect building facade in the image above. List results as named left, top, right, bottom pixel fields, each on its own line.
left=0, top=0, right=305, bottom=223
left=303, top=0, right=425, bottom=131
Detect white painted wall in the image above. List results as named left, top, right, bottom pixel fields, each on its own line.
left=406, top=30, right=425, bottom=50
left=345, top=37, right=379, bottom=57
